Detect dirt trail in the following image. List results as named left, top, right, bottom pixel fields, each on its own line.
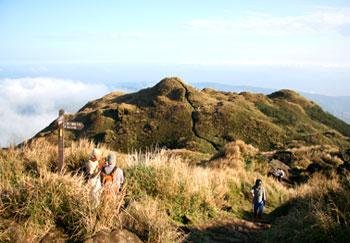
left=178, top=81, right=220, bottom=151
left=184, top=218, right=271, bottom=243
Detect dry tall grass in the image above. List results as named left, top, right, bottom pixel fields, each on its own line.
left=1, top=139, right=348, bottom=242
left=123, top=143, right=291, bottom=224
left=261, top=174, right=350, bottom=242
left=0, top=140, right=123, bottom=242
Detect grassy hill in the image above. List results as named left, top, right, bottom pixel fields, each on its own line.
left=3, top=77, right=350, bottom=242
left=193, top=82, right=350, bottom=124
left=33, top=77, right=350, bottom=153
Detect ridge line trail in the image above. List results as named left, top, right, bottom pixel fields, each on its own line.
left=178, top=81, right=221, bottom=151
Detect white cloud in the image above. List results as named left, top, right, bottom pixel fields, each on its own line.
left=180, top=59, right=350, bottom=69
left=30, top=66, right=49, bottom=73
left=184, top=7, right=350, bottom=35
left=44, top=31, right=147, bottom=43
left=0, top=77, right=110, bottom=147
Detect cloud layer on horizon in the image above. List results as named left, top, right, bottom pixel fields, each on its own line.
left=184, top=6, right=350, bottom=35
left=0, top=77, right=109, bottom=147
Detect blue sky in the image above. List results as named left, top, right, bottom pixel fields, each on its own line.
left=1, top=0, right=350, bottom=94
left=1, top=0, right=350, bottom=146
left=1, top=0, right=350, bottom=65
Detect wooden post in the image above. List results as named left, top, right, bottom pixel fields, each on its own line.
left=55, top=109, right=84, bottom=174
left=57, top=109, right=65, bottom=173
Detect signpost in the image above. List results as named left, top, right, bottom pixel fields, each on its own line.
left=64, top=122, right=84, bottom=130
left=56, top=109, right=84, bottom=173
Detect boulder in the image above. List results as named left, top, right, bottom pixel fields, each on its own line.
left=269, top=159, right=291, bottom=172
left=306, top=163, right=323, bottom=174
left=40, top=229, right=67, bottom=243
left=272, top=151, right=295, bottom=165
left=110, top=229, right=143, bottom=243
left=84, top=229, right=142, bottom=243
left=306, top=162, right=332, bottom=174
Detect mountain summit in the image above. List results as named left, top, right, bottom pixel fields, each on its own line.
left=35, top=77, right=350, bottom=152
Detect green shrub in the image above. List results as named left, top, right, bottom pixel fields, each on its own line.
left=256, top=103, right=297, bottom=125
left=306, top=105, right=350, bottom=137
left=125, top=164, right=159, bottom=198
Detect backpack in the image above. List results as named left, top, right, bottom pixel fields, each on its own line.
left=101, top=166, right=117, bottom=185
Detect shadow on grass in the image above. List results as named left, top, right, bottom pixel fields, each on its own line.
left=182, top=205, right=290, bottom=243
left=182, top=210, right=272, bottom=243
left=182, top=223, right=250, bottom=243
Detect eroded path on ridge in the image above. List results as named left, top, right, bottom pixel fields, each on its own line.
left=177, top=81, right=221, bottom=151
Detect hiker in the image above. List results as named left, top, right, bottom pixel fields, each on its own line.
left=275, top=168, right=285, bottom=182
left=85, top=148, right=103, bottom=176
left=251, top=179, right=266, bottom=219
left=268, top=168, right=285, bottom=182
left=101, top=153, right=124, bottom=193
left=85, top=148, right=104, bottom=203
left=90, top=148, right=101, bottom=162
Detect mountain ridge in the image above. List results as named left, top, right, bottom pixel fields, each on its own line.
left=33, top=77, right=350, bottom=153
left=193, top=82, right=350, bottom=123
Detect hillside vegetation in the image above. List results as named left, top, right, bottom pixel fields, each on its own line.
left=3, top=77, right=350, bottom=242
left=34, top=77, right=350, bottom=153
left=1, top=139, right=350, bottom=242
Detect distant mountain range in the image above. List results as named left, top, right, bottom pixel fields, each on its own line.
left=192, top=82, right=350, bottom=124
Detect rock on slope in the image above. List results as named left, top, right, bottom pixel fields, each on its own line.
left=34, top=77, right=350, bottom=153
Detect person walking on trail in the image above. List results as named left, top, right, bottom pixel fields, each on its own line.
left=251, top=179, right=266, bottom=219
left=101, top=153, right=124, bottom=192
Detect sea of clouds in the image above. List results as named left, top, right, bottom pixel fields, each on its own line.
left=0, top=77, right=110, bottom=147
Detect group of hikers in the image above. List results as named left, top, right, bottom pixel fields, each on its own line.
left=85, top=148, right=285, bottom=220
left=86, top=148, right=124, bottom=193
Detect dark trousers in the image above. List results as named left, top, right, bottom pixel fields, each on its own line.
left=253, top=201, right=264, bottom=218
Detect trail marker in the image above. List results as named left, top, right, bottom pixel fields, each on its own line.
left=64, top=122, right=85, bottom=130
left=56, top=109, right=84, bottom=173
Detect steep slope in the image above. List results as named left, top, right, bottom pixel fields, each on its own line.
left=33, top=77, right=350, bottom=153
